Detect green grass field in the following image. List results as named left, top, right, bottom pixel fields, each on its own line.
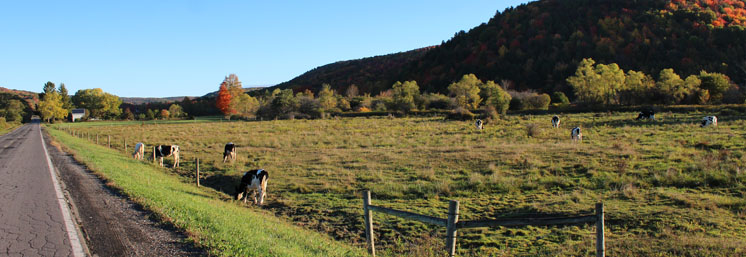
left=50, top=109, right=746, bottom=256
left=46, top=127, right=365, bottom=257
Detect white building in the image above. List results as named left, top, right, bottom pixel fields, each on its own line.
left=71, top=109, right=86, bottom=122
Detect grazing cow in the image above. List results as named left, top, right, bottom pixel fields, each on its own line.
left=551, top=116, right=561, bottom=128
left=223, top=142, right=236, bottom=163
left=475, top=119, right=484, bottom=130
left=571, top=127, right=582, bottom=142
left=636, top=110, right=655, bottom=120
left=132, top=142, right=145, bottom=160
left=234, top=169, right=269, bottom=205
left=701, top=116, right=717, bottom=127
left=154, top=145, right=180, bottom=168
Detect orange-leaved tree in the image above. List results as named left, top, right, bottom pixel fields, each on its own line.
left=216, top=82, right=233, bottom=115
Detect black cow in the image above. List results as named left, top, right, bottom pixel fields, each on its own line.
left=636, top=110, right=655, bottom=120
left=234, top=169, right=269, bottom=205
left=223, top=142, right=236, bottom=163
left=155, top=145, right=180, bottom=168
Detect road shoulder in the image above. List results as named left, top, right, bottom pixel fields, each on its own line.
left=43, top=129, right=205, bottom=256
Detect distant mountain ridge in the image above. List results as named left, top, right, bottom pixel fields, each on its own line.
left=268, top=0, right=746, bottom=96
left=0, top=87, right=39, bottom=108
left=119, top=96, right=196, bottom=105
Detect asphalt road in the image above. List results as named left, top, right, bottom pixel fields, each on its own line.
left=0, top=122, right=85, bottom=256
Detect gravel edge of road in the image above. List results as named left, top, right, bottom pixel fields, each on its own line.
left=42, top=128, right=206, bottom=257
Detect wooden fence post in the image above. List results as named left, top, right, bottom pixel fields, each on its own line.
left=196, top=158, right=200, bottom=187
left=363, top=190, right=376, bottom=257
left=153, top=146, right=156, bottom=164
left=596, top=202, right=605, bottom=257
left=124, top=138, right=127, bottom=152
left=96, top=134, right=99, bottom=144
left=445, top=200, right=460, bottom=257
left=108, top=135, right=111, bottom=148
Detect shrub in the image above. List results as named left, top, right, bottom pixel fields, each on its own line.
left=482, top=105, right=499, bottom=120
left=551, top=92, right=570, bottom=105
left=424, top=93, right=453, bottom=110
left=510, top=97, right=526, bottom=111
left=447, top=107, right=476, bottom=120
left=527, top=93, right=551, bottom=110
left=525, top=123, right=541, bottom=137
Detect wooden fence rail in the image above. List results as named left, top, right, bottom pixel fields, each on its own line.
left=362, top=190, right=605, bottom=257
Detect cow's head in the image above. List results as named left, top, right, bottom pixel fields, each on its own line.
left=234, top=186, right=244, bottom=201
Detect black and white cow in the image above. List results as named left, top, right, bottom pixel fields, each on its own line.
left=551, top=115, right=561, bottom=128
left=154, top=145, right=180, bottom=168
left=132, top=142, right=145, bottom=160
left=571, top=127, right=582, bottom=142
left=636, top=110, right=655, bottom=120
left=223, top=142, right=236, bottom=163
left=701, top=116, right=717, bottom=127
left=475, top=119, right=484, bottom=130
left=234, top=169, right=269, bottom=205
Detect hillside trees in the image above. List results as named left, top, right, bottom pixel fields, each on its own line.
left=0, top=95, right=27, bottom=122
left=72, top=88, right=122, bottom=119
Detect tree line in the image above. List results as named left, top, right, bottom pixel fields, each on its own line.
left=568, top=58, right=736, bottom=106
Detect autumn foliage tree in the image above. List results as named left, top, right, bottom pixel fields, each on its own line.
left=216, top=82, right=232, bottom=116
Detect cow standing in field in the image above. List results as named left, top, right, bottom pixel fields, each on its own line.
left=155, top=145, right=180, bottom=168
left=234, top=169, right=269, bottom=205
left=132, top=142, right=145, bottom=160
left=571, top=127, right=582, bottom=142
left=551, top=116, right=561, bottom=128
left=475, top=119, right=484, bottom=130
left=701, top=116, right=718, bottom=127
left=636, top=110, right=655, bottom=120
left=223, top=142, right=236, bottom=163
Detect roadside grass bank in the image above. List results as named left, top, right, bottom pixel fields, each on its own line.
left=46, top=127, right=365, bottom=257
left=0, top=120, right=23, bottom=135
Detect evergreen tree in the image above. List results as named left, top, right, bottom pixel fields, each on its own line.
left=58, top=83, right=74, bottom=111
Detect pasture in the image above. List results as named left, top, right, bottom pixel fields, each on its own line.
left=51, top=110, right=746, bottom=256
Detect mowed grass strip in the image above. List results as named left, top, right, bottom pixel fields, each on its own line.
left=46, top=127, right=365, bottom=257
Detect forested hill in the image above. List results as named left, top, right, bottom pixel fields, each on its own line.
left=271, top=47, right=434, bottom=94
left=271, top=0, right=746, bottom=97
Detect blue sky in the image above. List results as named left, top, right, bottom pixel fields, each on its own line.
left=0, top=1, right=528, bottom=97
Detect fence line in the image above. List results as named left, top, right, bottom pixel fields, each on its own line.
left=362, top=190, right=605, bottom=257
